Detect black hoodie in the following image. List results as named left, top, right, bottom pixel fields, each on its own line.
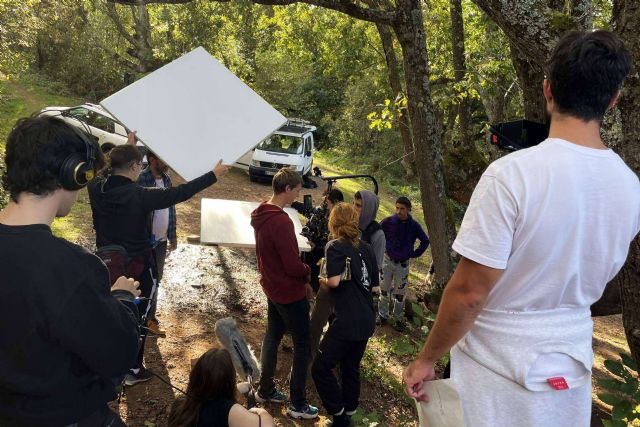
left=88, top=172, right=216, bottom=253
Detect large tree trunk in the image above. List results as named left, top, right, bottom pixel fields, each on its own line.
left=374, top=20, right=417, bottom=180
left=509, top=41, right=547, bottom=122
left=612, top=0, right=640, bottom=370
left=393, top=0, right=457, bottom=303
left=445, top=0, right=487, bottom=204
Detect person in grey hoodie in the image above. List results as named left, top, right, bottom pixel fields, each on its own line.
left=353, top=190, right=385, bottom=274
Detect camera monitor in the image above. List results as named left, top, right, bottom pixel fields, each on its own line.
left=489, top=120, right=549, bottom=151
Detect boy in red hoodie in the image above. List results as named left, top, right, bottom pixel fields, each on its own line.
left=250, top=168, right=319, bottom=420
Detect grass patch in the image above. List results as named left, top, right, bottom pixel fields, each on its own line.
left=50, top=189, right=94, bottom=245
left=0, top=72, right=81, bottom=143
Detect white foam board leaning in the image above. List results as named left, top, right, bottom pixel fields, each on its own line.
left=100, top=47, right=286, bottom=181
left=200, top=199, right=311, bottom=252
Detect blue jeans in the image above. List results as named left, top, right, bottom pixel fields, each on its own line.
left=259, top=297, right=310, bottom=407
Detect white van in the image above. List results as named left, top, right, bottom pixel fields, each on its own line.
left=235, top=119, right=317, bottom=182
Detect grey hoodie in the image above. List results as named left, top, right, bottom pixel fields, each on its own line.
left=357, top=190, right=386, bottom=270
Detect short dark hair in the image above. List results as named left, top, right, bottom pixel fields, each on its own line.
left=396, top=196, right=411, bottom=209
left=272, top=168, right=303, bottom=194
left=326, top=189, right=344, bottom=204
left=107, top=145, right=143, bottom=173
left=2, top=116, right=103, bottom=202
left=146, top=151, right=158, bottom=161
left=547, top=30, right=630, bottom=122
left=354, top=191, right=362, bottom=200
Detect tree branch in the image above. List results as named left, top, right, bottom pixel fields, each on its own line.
left=107, top=0, right=397, bottom=25
left=104, top=3, right=137, bottom=47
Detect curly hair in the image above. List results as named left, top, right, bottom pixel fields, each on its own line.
left=328, top=202, right=360, bottom=247
left=2, top=116, right=103, bottom=202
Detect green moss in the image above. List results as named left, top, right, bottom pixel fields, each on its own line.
left=550, top=11, right=575, bottom=31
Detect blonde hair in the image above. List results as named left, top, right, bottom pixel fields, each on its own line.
left=328, top=202, right=360, bottom=247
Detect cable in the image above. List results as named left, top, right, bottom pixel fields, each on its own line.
left=146, top=368, right=188, bottom=396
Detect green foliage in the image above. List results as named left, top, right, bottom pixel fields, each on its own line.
left=350, top=409, right=381, bottom=426
left=597, top=353, right=640, bottom=426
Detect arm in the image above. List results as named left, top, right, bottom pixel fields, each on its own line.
left=370, top=230, right=386, bottom=270
left=140, top=171, right=216, bottom=211
left=229, top=404, right=274, bottom=427
left=273, top=217, right=311, bottom=279
left=51, top=257, right=140, bottom=378
left=411, top=223, right=429, bottom=258
left=403, top=257, right=502, bottom=401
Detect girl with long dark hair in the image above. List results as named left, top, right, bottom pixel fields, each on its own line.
left=169, top=348, right=274, bottom=427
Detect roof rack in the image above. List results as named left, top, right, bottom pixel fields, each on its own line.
left=278, top=118, right=317, bottom=135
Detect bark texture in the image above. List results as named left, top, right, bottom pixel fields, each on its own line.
left=612, top=0, right=640, bottom=369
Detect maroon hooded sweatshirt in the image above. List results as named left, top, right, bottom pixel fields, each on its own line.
left=251, top=202, right=310, bottom=304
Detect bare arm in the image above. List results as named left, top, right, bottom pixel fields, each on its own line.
left=403, top=257, right=502, bottom=401
left=228, top=404, right=274, bottom=427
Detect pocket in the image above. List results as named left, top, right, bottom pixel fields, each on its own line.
left=522, top=344, right=592, bottom=391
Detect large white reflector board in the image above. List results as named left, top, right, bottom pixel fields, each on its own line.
left=100, top=47, right=286, bottom=181
left=201, top=199, right=311, bottom=252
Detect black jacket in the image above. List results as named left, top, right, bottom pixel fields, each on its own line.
left=88, top=171, right=216, bottom=253
left=0, top=223, right=139, bottom=427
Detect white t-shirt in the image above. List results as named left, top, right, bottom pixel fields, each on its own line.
left=453, top=138, right=640, bottom=312
left=151, top=177, right=170, bottom=242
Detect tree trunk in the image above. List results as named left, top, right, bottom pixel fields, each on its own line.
left=444, top=0, right=487, bottom=204
left=374, top=20, right=416, bottom=180
left=612, top=0, right=640, bottom=370
left=131, top=2, right=156, bottom=73
left=393, top=0, right=457, bottom=303
left=509, top=41, right=547, bottom=122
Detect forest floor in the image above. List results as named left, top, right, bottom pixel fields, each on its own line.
left=52, top=164, right=627, bottom=427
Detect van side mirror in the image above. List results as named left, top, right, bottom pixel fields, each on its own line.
left=305, top=150, right=311, bottom=157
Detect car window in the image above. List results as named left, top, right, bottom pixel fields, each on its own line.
left=257, top=135, right=303, bottom=154
left=85, top=111, right=115, bottom=133
left=67, top=107, right=89, bottom=121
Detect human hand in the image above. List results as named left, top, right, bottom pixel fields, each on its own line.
left=403, top=357, right=436, bottom=402
left=213, top=159, right=230, bottom=177
left=249, top=407, right=269, bottom=415
left=236, top=382, right=250, bottom=395
left=127, top=131, right=137, bottom=146
left=318, top=276, right=328, bottom=288
left=111, top=276, right=141, bottom=297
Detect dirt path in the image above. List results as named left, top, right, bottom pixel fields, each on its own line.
left=59, top=167, right=624, bottom=426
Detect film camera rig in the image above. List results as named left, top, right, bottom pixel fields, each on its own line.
left=294, top=174, right=379, bottom=243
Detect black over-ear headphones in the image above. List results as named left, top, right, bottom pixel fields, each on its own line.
left=58, top=122, right=98, bottom=191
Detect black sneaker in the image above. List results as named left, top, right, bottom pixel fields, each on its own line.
left=326, top=412, right=351, bottom=426
left=375, top=314, right=387, bottom=326
left=124, top=367, right=153, bottom=386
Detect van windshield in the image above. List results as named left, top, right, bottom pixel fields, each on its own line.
left=257, top=134, right=302, bottom=154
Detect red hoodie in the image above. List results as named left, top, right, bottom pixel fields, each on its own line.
left=251, top=202, right=310, bottom=304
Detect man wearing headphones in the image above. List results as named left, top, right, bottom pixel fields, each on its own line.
left=0, top=116, right=141, bottom=426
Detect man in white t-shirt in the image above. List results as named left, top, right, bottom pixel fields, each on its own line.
left=403, top=30, right=640, bottom=426
left=137, top=151, right=177, bottom=337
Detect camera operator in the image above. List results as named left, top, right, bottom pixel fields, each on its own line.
left=302, top=189, right=344, bottom=293
left=306, top=189, right=343, bottom=359
left=0, top=116, right=140, bottom=427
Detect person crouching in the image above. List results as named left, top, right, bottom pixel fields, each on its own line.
left=312, top=203, right=378, bottom=427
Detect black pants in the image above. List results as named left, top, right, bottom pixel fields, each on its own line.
left=135, top=261, right=157, bottom=367
left=311, top=332, right=368, bottom=415
left=259, top=298, right=310, bottom=407
left=148, top=240, right=167, bottom=322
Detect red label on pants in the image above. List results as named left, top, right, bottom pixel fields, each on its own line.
left=547, top=377, right=569, bottom=390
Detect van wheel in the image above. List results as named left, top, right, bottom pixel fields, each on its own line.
left=249, top=175, right=258, bottom=183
